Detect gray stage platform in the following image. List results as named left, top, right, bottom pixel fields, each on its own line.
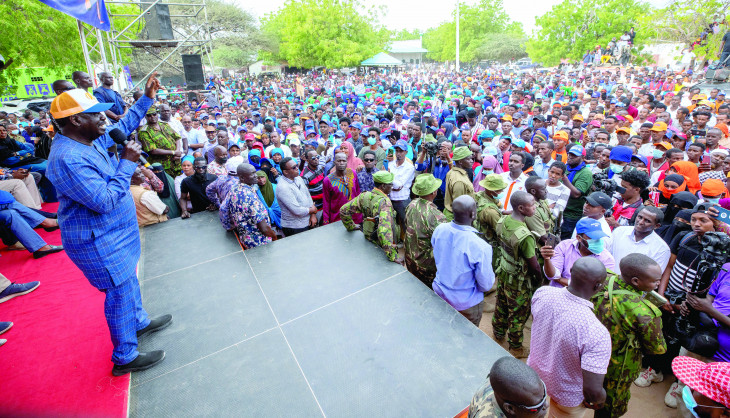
left=130, top=211, right=508, bottom=417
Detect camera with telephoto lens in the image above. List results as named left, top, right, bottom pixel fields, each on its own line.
left=592, top=172, right=623, bottom=196
left=423, top=140, right=439, bottom=158
left=664, top=231, right=730, bottom=357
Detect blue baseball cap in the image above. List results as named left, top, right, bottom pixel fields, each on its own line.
left=360, top=127, right=370, bottom=136
left=305, top=129, right=317, bottom=137
left=568, top=145, right=585, bottom=156
left=609, top=145, right=633, bottom=163
left=631, top=154, right=648, bottom=167
left=575, top=218, right=609, bottom=240
left=334, top=130, right=345, bottom=138
left=394, top=139, right=409, bottom=151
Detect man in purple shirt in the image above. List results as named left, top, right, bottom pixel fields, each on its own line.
left=540, top=218, right=615, bottom=287
left=528, top=257, right=611, bottom=416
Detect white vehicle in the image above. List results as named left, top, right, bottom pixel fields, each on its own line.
left=0, top=98, right=53, bottom=116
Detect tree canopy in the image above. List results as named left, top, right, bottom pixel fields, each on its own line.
left=525, top=0, right=648, bottom=66
left=260, top=0, right=390, bottom=68
left=422, top=0, right=526, bottom=63
left=638, top=0, right=730, bottom=65
left=0, top=0, right=84, bottom=83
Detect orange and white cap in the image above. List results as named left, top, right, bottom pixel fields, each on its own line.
left=50, top=89, right=112, bottom=119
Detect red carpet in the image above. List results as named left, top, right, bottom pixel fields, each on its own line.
left=0, top=203, right=129, bottom=418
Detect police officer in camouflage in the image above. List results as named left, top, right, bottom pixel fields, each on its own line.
left=340, top=170, right=403, bottom=264
left=524, top=176, right=554, bottom=246
left=592, top=253, right=667, bottom=418
left=404, top=174, right=448, bottom=287
left=492, top=191, right=542, bottom=358
left=474, top=174, right=507, bottom=270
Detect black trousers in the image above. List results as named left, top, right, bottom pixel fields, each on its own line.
left=282, top=226, right=309, bottom=237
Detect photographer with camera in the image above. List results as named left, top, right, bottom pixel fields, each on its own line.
left=680, top=261, right=730, bottom=364
left=606, top=169, right=651, bottom=229
left=415, top=139, right=452, bottom=211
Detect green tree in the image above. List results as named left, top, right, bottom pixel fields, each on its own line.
left=0, top=0, right=84, bottom=83
left=422, top=0, right=518, bottom=63
left=260, top=0, right=390, bottom=68
left=392, top=28, right=423, bottom=41
left=639, top=0, right=730, bottom=65
left=525, top=0, right=650, bottom=67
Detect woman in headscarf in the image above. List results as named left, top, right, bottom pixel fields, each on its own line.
left=659, top=191, right=697, bottom=225
left=255, top=170, right=281, bottom=228
left=259, top=158, right=279, bottom=184
left=175, top=156, right=195, bottom=213
left=657, top=208, right=694, bottom=244
left=335, top=141, right=363, bottom=173
left=668, top=161, right=702, bottom=194
left=441, top=122, right=456, bottom=142
left=248, top=149, right=262, bottom=171
left=656, top=173, right=687, bottom=205
left=473, top=155, right=498, bottom=192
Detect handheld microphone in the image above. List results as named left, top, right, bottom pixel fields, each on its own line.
left=110, top=128, right=150, bottom=167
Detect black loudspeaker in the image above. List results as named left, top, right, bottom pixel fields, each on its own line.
left=145, top=4, right=173, bottom=40
left=182, top=54, right=205, bottom=90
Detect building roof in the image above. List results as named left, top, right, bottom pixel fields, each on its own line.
left=389, top=39, right=428, bottom=54
left=361, top=52, right=403, bottom=67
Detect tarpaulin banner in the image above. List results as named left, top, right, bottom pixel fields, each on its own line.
left=37, top=0, right=111, bottom=31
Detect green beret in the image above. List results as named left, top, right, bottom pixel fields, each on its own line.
left=146, top=105, right=158, bottom=115
left=452, top=146, right=472, bottom=161
left=373, top=170, right=394, bottom=184
left=423, top=134, right=437, bottom=143
left=412, top=173, right=442, bottom=196
left=479, top=174, right=509, bottom=191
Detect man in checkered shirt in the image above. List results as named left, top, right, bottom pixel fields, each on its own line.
left=47, top=73, right=172, bottom=376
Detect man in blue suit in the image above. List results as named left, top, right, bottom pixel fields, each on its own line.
left=47, top=73, right=172, bottom=376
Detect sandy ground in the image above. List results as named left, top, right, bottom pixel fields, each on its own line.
left=476, top=291, right=681, bottom=418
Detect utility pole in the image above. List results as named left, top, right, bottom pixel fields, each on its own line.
left=455, top=1, right=460, bottom=72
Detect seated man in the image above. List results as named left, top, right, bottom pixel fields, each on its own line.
left=432, top=195, right=495, bottom=327
left=0, top=167, right=42, bottom=209
left=0, top=190, right=63, bottom=258
left=129, top=167, right=169, bottom=227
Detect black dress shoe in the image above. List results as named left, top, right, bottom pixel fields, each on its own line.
left=33, top=245, right=64, bottom=259
left=42, top=225, right=60, bottom=232
left=112, top=350, right=165, bottom=376
left=137, top=314, right=173, bottom=338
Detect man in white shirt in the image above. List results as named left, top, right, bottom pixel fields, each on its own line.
left=499, top=151, right=528, bottom=212
left=182, top=115, right=205, bottom=156
left=605, top=206, right=671, bottom=274
left=389, top=139, right=415, bottom=234
left=264, top=130, right=292, bottom=158
left=571, top=191, right=613, bottom=241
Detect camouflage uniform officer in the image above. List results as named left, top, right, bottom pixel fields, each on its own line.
left=340, top=170, right=401, bottom=263
left=524, top=176, right=555, bottom=287
left=443, top=146, right=474, bottom=221
left=474, top=174, right=507, bottom=271
left=404, top=174, right=448, bottom=287
left=592, top=254, right=667, bottom=418
left=492, top=191, right=541, bottom=358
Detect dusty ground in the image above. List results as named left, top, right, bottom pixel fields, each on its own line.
left=476, top=291, right=680, bottom=418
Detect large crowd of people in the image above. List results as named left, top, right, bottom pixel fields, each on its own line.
left=1, top=62, right=730, bottom=416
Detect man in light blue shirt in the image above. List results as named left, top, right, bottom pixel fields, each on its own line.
left=432, top=194, right=495, bottom=326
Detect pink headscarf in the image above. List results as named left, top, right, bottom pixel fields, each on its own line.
left=473, top=155, right=498, bottom=192
left=331, top=141, right=363, bottom=173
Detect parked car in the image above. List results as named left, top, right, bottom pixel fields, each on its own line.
left=0, top=98, right=53, bottom=116
left=515, top=58, right=539, bottom=69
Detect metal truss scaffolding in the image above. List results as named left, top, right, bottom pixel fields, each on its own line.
left=77, top=0, right=215, bottom=93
